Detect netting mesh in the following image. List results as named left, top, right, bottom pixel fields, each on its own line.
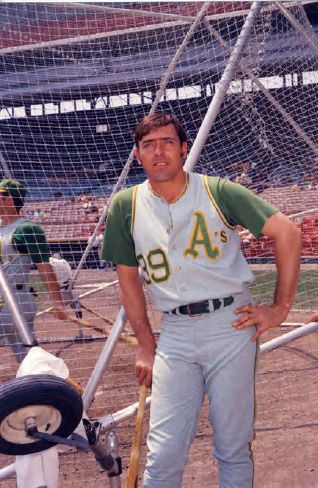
left=0, top=2, right=317, bottom=487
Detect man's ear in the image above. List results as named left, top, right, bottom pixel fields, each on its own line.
left=133, top=146, right=142, bottom=165
left=181, top=141, right=188, bottom=160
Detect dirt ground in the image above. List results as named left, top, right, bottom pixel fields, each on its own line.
left=0, top=270, right=317, bottom=487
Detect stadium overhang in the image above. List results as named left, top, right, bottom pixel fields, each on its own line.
left=0, top=2, right=317, bottom=105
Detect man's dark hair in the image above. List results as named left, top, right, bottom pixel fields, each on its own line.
left=134, top=113, right=187, bottom=148
left=0, top=179, right=27, bottom=212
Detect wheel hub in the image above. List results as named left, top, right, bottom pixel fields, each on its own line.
left=0, top=405, right=62, bottom=444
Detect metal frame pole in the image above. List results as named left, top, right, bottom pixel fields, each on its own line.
left=82, top=306, right=127, bottom=410
left=36, top=279, right=118, bottom=318
left=203, top=14, right=318, bottom=157
left=82, top=269, right=145, bottom=409
left=240, top=207, right=318, bottom=237
left=184, top=1, right=263, bottom=172
left=59, top=2, right=195, bottom=22
left=100, top=397, right=151, bottom=430
left=0, top=463, right=15, bottom=481
left=260, top=321, right=318, bottom=354
left=0, top=264, right=35, bottom=346
left=277, top=2, right=318, bottom=57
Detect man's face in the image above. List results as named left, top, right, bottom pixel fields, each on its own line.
left=0, top=192, right=14, bottom=217
left=134, top=124, right=187, bottom=183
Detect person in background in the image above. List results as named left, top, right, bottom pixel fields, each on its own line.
left=0, top=179, right=68, bottom=363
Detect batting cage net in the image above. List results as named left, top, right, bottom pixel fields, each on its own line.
left=0, top=2, right=317, bottom=487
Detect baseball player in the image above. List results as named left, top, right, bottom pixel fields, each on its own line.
left=0, top=179, right=68, bottom=363
left=102, top=113, right=301, bottom=487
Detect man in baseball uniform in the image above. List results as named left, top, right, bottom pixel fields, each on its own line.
left=0, top=179, right=68, bottom=363
left=102, top=113, right=301, bottom=487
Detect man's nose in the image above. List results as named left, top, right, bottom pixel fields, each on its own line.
left=154, top=142, right=164, bottom=155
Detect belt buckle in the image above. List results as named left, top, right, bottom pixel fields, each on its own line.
left=187, top=304, right=200, bottom=317
left=187, top=301, right=209, bottom=317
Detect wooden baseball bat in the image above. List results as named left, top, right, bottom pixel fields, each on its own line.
left=66, top=376, right=85, bottom=395
left=49, top=308, right=105, bottom=333
left=125, top=383, right=148, bottom=488
left=80, top=303, right=136, bottom=343
left=48, top=309, right=137, bottom=345
left=80, top=302, right=114, bottom=326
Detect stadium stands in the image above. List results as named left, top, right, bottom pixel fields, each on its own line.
left=20, top=185, right=318, bottom=264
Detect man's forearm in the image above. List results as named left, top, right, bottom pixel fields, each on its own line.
left=117, top=264, right=156, bottom=386
left=117, top=265, right=156, bottom=350
left=119, top=281, right=155, bottom=348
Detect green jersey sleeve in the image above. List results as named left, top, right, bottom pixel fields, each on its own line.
left=13, top=222, right=50, bottom=263
left=102, top=187, right=138, bottom=266
left=207, top=176, right=278, bottom=237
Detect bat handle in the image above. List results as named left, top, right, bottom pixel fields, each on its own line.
left=125, top=383, right=148, bottom=488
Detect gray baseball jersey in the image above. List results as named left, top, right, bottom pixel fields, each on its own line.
left=0, top=217, right=33, bottom=290
left=103, top=173, right=277, bottom=312
left=0, top=217, right=49, bottom=362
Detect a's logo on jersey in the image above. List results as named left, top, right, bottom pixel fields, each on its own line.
left=184, top=211, right=220, bottom=259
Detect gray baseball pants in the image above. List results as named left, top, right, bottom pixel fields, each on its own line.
left=0, top=290, right=36, bottom=363
left=144, top=290, right=257, bottom=488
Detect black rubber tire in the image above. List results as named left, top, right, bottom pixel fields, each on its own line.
left=0, top=374, right=83, bottom=455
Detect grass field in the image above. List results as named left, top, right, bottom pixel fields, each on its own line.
left=251, top=270, right=318, bottom=312
left=28, top=267, right=318, bottom=322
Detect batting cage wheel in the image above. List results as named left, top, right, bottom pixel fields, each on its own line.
left=0, top=374, right=83, bottom=455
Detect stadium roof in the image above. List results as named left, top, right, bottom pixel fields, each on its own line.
left=0, top=2, right=252, bottom=50
left=0, top=2, right=317, bottom=102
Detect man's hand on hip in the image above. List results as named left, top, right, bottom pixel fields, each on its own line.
left=233, top=303, right=289, bottom=341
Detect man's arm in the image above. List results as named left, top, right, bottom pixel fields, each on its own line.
left=36, top=262, right=69, bottom=321
left=117, top=264, right=156, bottom=387
left=233, top=211, right=301, bottom=341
